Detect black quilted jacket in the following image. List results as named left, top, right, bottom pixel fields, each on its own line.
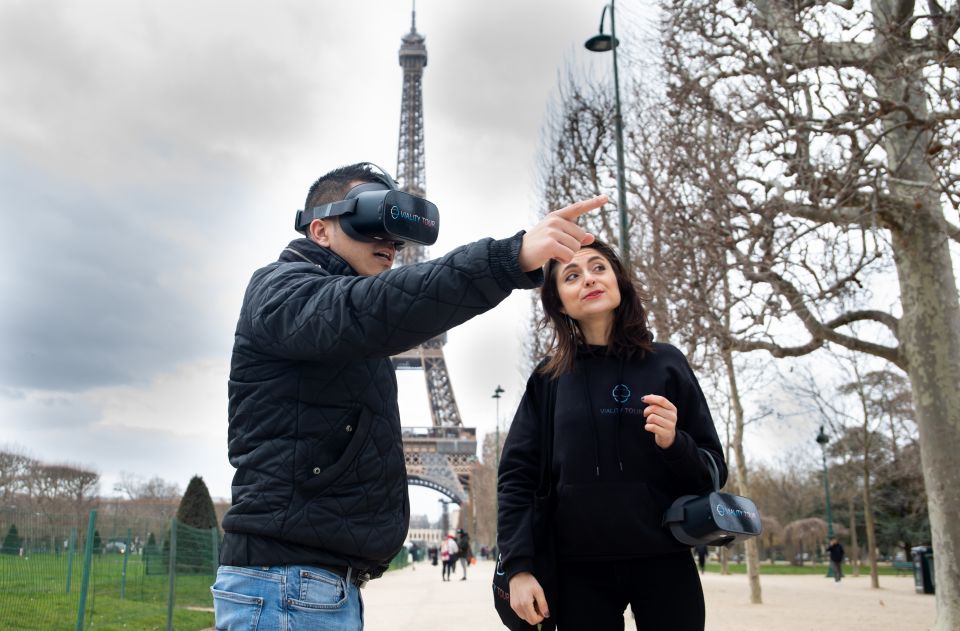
left=220, top=235, right=541, bottom=573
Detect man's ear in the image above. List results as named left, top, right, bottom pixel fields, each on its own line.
left=309, top=218, right=335, bottom=247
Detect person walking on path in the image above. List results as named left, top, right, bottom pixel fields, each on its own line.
left=457, top=529, right=472, bottom=580
left=213, top=162, right=607, bottom=630
left=498, top=239, right=726, bottom=630
left=441, top=535, right=459, bottom=582
left=827, top=538, right=845, bottom=582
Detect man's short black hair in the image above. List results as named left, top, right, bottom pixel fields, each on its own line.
left=304, top=163, right=385, bottom=211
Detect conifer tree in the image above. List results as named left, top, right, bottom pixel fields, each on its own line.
left=2, top=524, right=21, bottom=555
left=174, top=475, right=220, bottom=574
left=176, top=475, right=218, bottom=530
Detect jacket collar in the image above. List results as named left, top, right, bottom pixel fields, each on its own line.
left=278, top=238, right=357, bottom=277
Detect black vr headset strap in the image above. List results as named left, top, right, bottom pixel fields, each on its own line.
left=294, top=162, right=398, bottom=234
left=356, top=162, right=398, bottom=191
left=662, top=495, right=698, bottom=526
left=699, top=448, right=721, bottom=492
left=295, top=199, right=358, bottom=233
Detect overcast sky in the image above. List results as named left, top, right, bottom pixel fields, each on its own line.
left=0, top=0, right=670, bottom=517
left=0, top=0, right=851, bottom=524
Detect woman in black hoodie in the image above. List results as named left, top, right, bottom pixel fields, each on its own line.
left=497, top=239, right=725, bottom=630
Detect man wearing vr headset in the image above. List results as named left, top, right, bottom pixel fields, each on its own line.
left=212, top=162, right=607, bottom=630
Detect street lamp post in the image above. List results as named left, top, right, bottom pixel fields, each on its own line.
left=438, top=498, right=451, bottom=539
left=816, top=425, right=836, bottom=577
left=492, top=385, right=504, bottom=552
left=585, top=0, right=629, bottom=267
left=815, top=425, right=835, bottom=539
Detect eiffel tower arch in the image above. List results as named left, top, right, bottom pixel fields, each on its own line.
left=393, top=6, right=476, bottom=512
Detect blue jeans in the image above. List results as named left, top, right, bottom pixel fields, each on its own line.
left=211, top=565, right=364, bottom=630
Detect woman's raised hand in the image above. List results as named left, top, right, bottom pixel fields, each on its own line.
left=642, top=394, right=678, bottom=449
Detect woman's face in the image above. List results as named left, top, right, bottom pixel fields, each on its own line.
left=555, top=248, right=622, bottom=324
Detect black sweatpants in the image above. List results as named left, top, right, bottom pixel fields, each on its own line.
left=555, top=553, right=704, bottom=631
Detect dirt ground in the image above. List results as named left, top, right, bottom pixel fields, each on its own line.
left=361, top=560, right=938, bottom=630
left=699, top=571, right=936, bottom=631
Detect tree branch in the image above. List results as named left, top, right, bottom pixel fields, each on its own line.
left=752, top=0, right=875, bottom=68
left=826, top=310, right=900, bottom=336
left=740, top=263, right=905, bottom=367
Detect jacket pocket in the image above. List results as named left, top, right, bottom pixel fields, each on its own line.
left=297, top=405, right=374, bottom=494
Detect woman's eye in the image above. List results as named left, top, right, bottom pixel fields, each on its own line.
left=564, top=273, right=578, bottom=282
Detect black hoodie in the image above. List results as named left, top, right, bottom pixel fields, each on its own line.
left=497, top=343, right=726, bottom=579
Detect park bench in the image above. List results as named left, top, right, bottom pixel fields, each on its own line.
left=892, top=559, right=913, bottom=575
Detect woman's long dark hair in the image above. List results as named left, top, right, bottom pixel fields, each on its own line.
left=539, top=239, right=654, bottom=378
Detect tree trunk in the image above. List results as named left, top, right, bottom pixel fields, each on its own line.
left=891, top=190, right=960, bottom=628
left=862, top=464, right=880, bottom=589
left=873, top=30, right=960, bottom=623
left=723, top=346, right=761, bottom=603
left=849, top=499, right=860, bottom=577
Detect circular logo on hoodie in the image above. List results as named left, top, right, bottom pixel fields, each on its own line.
left=612, top=384, right=631, bottom=404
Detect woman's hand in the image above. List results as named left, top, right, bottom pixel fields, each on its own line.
left=509, top=571, right=550, bottom=625
left=642, top=394, right=678, bottom=449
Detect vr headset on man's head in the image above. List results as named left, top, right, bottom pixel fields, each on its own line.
left=294, top=163, right=440, bottom=249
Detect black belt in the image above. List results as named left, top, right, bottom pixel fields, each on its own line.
left=312, top=564, right=372, bottom=589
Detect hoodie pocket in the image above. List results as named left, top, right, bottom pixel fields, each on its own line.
left=554, top=482, right=678, bottom=559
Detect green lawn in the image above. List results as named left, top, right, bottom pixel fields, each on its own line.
left=1, top=548, right=411, bottom=630
left=0, top=553, right=214, bottom=631
left=704, top=561, right=913, bottom=576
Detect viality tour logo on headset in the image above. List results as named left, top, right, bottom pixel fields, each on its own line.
left=295, top=163, right=440, bottom=249
left=389, top=204, right=438, bottom=228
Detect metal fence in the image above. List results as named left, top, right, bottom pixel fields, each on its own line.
left=1, top=506, right=414, bottom=630
left=0, top=507, right=217, bottom=631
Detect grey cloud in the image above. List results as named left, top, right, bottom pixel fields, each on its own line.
left=0, top=162, right=232, bottom=391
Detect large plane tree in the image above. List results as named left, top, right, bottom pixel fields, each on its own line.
left=661, top=0, right=960, bottom=625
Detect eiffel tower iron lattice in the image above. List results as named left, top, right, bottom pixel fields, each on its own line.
left=392, top=6, right=464, bottom=433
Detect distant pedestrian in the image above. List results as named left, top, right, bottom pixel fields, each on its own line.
left=695, top=544, right=708, bottom=574
left=827, top=538, right=844, bottom=582
left=441, top=535, right=459, bottom=581
left=457, top=529, right=472, bottom=580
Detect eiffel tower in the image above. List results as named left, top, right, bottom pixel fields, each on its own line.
left=392, top=6, right=475, bottom=509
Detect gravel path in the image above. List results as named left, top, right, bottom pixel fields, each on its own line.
left=361, top=560, right=937, bottom=630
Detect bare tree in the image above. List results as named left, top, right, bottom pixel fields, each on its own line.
left=24, top=462, right=99, bottom=532
left=115, top=472, right=181, bottom=502
left=662, top=1, right=960, bottom=624
left=0, top=448, right=35, bottom=505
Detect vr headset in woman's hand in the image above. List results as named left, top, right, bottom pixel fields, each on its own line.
left=295, top=163, right=439, bottom=250
left=662, top=449, right=763, bottom=548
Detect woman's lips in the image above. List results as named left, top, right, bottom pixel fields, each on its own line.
left=583, top=290, right=604, bottom=300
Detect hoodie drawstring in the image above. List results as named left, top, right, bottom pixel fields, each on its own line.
left=615, top=357, right=625, bottom=473
left=581, top=355, right=627, bottom=477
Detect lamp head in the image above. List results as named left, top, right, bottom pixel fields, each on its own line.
left=815, top=425, right=829, bottom=446
left=585, top=33, right=618, bottom=52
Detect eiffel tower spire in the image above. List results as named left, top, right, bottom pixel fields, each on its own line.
left=391, top=4, right=464, bottom=428
left=396, top=3, right=428, bottom=267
